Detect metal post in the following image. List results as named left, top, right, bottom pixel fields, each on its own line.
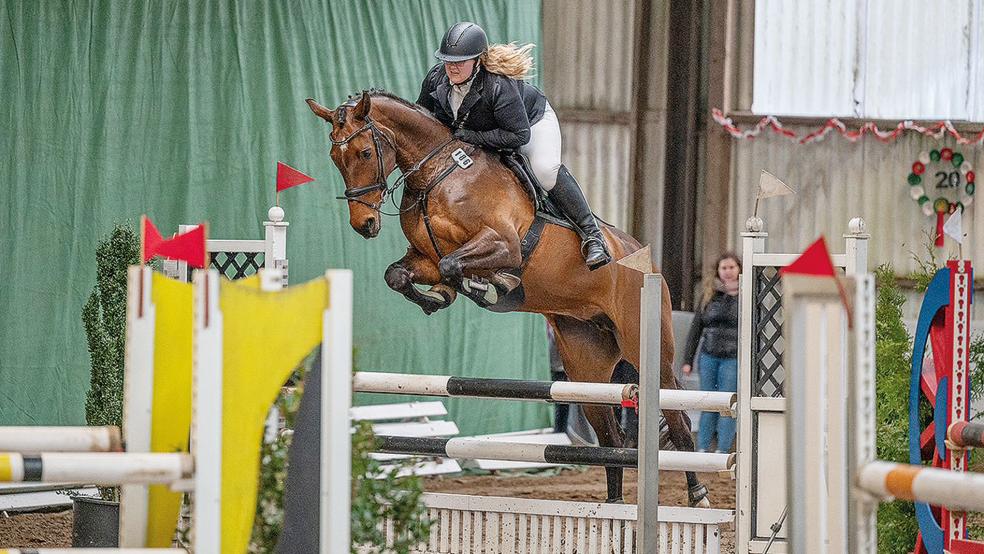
left=637, top=273, right=661, bottom=553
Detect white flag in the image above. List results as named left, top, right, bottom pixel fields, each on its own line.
left=943, top=210, right=963, bottom=244
left=758, top=170, right=795, bottom=199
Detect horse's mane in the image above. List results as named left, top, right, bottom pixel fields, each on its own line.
left=341, top=88, right=443, bottom=127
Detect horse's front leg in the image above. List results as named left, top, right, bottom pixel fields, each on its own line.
left=438, top=226, right=523, bottom=306
left=385, top=247, right=457, bottom=315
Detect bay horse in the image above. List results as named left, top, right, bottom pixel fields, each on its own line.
left=306, top=91, right=709, bottom=507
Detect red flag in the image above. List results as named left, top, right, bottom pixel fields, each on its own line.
left=780, top=236, right=854, bottom=327
left=142, top=216, right=208, bottom=268
left=779, top=236, right=836, bottom=277
left=276, top=161, right=314, bottom=192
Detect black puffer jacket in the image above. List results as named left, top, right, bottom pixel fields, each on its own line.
left=416, top=63, right=547, bottom=150
left=683, top=291, right=739, bottom=363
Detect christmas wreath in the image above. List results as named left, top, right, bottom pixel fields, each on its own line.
left=907, top=148, right=974, bottom=246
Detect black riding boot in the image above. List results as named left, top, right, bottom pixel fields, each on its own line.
left=548, top=165, right=612, bottom=270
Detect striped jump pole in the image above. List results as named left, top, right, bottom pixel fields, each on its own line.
left=375, top=436, right=735, bottom=473
left=354, top=371, right=737, bottom=414
left=948, top=421, right=984, bottom=449
left=355, top=372, right=636, bottom=405
left=0, top=453, right=193, bottom=485
left=858, top=461, right=984, bottom=513
left=0, top=426, right=122, bottom=453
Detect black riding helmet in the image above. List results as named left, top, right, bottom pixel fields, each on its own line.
left=435, top=22, right=488, bottom=62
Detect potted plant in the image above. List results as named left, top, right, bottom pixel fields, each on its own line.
left=74, top=222, right=140, bottom=546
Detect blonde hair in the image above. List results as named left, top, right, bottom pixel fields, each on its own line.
left=481, top=42, right=536, bottom=80
left=699, top=252, right=742, bottom=308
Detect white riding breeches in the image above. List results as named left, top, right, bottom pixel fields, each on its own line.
left=519, top=102, right=562, bottom=191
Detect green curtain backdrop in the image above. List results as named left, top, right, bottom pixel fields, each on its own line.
left=0, top=0, right=550, bottom=436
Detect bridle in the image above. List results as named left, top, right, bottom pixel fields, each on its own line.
left=329, top=115, right=397, bottom=211
left=328, top=112, right=456, bottom=216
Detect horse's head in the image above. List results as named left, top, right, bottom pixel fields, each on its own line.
left=306, top=92, right=397, bottom=239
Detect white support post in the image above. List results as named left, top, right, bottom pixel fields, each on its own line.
left=169, top=225, right=199, bottom=282
left=850, top=275, right=878, bottom=552
left=265, top=206, right=289, bottom=288
left=322, top=270, right=353, bottom=554
left=783, top=275, right=852, bottom=554
left=843, top=218, right=869, bottom=276
left=947, top=259, right=973, bottom=542
left=192, top=269, right=223, bottom=553
left=260, top=269, right=286, bottom=443
left=637, top=273, right=661, bottom=553
left=119, top=265, right=156, bottom=547
left=737, top=217, right=766, bottom=554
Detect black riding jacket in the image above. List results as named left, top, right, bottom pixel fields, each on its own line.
left=682, top=291, right=739, bottom=364
left=416, top=63, right=547, bottom=150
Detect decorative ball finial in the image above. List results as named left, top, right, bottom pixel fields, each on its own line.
left=268, top=205, right=285, bottom=223
left=848, top=217, right=866, bottom=235
left=745, top=216, right=764, bottom=232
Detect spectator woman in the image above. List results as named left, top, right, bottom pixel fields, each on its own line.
left=681, top=252, right=741, bottom=453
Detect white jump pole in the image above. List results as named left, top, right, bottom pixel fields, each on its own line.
left=0, top=452, right=193, bottom=484
left=857, top=461, right=984, bottom=512
left=0, top=426, right=121, bottom=453
left=659, top=390, right=737, bottom=416
left=0, top=550, right=187, bottom=553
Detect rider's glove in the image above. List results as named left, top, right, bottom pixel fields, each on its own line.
left=454, top=128, right=481, bottom=145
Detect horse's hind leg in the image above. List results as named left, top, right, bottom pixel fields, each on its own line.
left=609, top=277, right=711, bottom=507
left=614, top=359, right=711, bottom=508
left=661, top=366, right=711, bottom=508
left=549, top=315, right=625, bottom=503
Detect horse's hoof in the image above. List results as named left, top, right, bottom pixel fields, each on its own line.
left=605, top=497, right=625, bottom=504
left=688, top=484, right=710, bottom=508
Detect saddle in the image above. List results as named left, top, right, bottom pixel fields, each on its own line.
left=499, top=151, right=573, bottom=230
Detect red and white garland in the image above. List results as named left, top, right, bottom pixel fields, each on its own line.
left=712, top=108, right=984, bottom=146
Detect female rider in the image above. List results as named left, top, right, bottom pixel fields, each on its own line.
left=416, top=22, right=610, bottom=270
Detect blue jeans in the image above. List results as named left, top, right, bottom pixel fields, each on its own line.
left=697, top=352, right=738, bottom=452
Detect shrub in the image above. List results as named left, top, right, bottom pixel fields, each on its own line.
left=81, top=223, right=140, bottom=501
